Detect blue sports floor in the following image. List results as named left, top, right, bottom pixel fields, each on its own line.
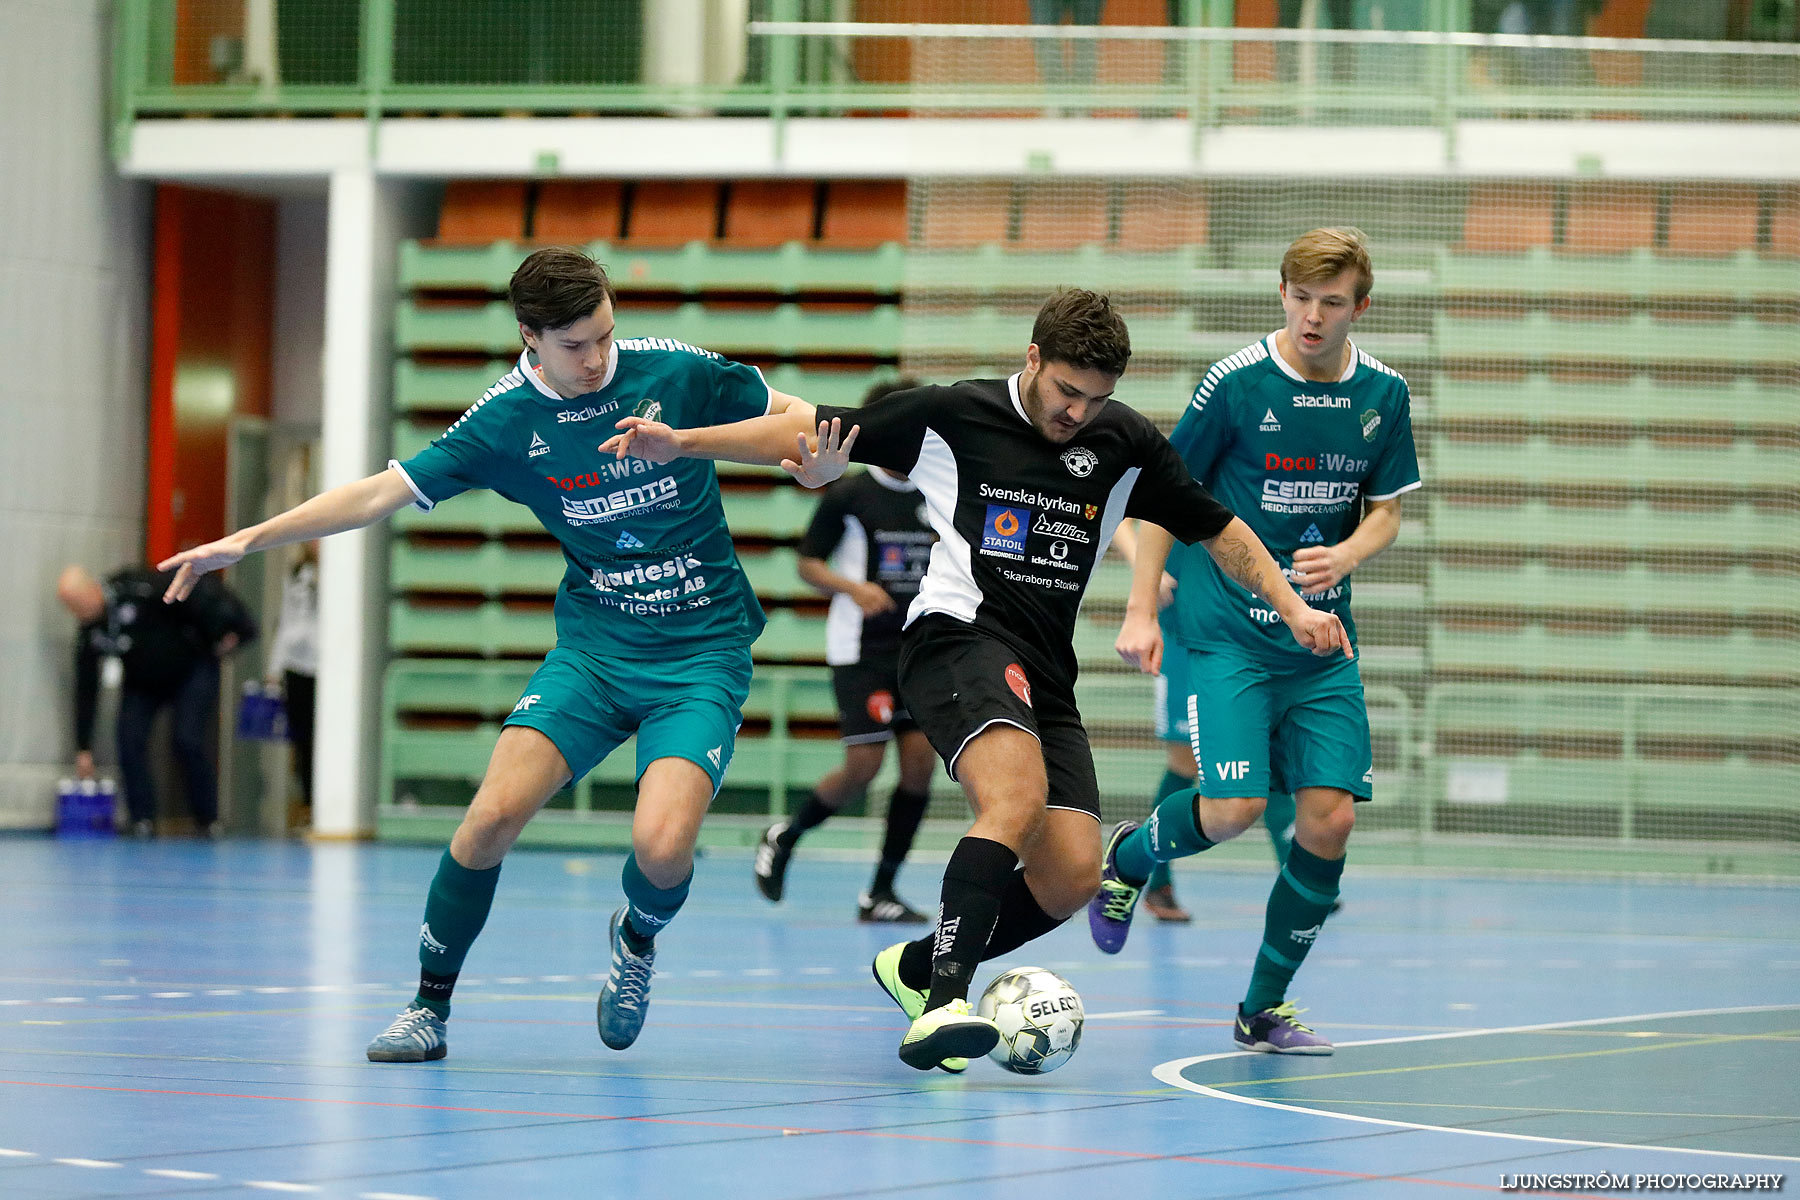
left=0, top=836, right=1795, bottom=1198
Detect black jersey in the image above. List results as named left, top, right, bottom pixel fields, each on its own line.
left=817, top=375, right=1235, bottom=685
left=797, top=467, right=935, bottom=665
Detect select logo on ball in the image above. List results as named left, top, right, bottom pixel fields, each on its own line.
left=1004, top=663, right=1032, bottom=706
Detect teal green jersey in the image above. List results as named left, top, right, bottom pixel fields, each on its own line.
left=392, top=339, right=770, bottom=659
left=1166, top=333, right=1421, bottom=665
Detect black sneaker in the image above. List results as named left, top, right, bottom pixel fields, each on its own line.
left=753, top=822, right=791, bottom=903
left=857, top=890, right=928, bottom=924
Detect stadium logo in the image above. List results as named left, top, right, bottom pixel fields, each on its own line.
left=556, top=401, right=620, bottom=424
left=980, top=504, right=1030, bottom=560
left=528, top=431, right=550, bottom=458
left=1293, top=394, right=1351, bottom=409
left=1060, top=447, right=1098, bottom=477
left=1361, top=409, right=1381, bottom=441
left=1260, top=408, right=1282, bottom=432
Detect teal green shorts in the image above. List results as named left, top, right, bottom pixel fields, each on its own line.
left=1168, top=643, right=1372, bottom=802
left=503, top=643, right=752, bottom=791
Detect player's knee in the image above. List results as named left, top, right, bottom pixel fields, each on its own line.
left=454, top=803, right=527, bottom=865
left=1300, top=799, right=1355, bottom=854
left=1205, top=794, right=1266, bottom=839
left=631, top=821, right=696, bottom=883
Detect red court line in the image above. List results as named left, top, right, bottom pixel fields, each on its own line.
left=0, top=1078, right=1601, bottom=1195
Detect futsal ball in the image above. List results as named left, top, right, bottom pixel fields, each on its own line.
left=976, top=966, right=1084, bottom=1075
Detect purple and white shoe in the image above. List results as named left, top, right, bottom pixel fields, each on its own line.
left=1233, top=1001, right=1333, bottom=1055
left=1087, top=820, right=1144, bottom=956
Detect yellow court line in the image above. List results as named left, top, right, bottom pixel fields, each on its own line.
left=1264, top=1097, right=1799, bottom=1122
left=1213, top=1030, right=1792, bottom=1089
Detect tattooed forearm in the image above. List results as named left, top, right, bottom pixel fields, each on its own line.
left=1212, top=530, right=1273, bottom=603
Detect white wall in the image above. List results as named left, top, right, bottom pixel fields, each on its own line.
left=0, top=0, right=153, bottom=826
left=272, top=196, right=328, bottom=430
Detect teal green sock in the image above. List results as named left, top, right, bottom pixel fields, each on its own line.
left=1262, top=791, right=1297, bottom=866
left=1143, top=768, right=1191, bottom=891
left=1115, top=786, right=1215, bottom=886
left=414, top=848, right=503, bottom=1018
left=1243, top=839, right=1343, bottom=1015
left=620, top=852, right=690, bottom=951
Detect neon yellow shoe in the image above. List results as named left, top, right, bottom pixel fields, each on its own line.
left=899, top=998, right=999, bottom=1072
left=871, top=943, right=967, bottom=1073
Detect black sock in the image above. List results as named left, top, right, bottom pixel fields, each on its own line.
left=872, top=786, right=930, bottom=894
left=899, top=936, right=932, bottom=992
left=924, top=836, right=1017, bottom=1010
left=416, top=969, right=457, bottom=1019
left=776, top=793, right=834, bottom=850
left=981, top=869, right=1066, bottom=960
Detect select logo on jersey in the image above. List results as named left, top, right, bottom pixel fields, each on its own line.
left=528, top=431, right=550, bottom=458
left=562, top=475, right=680, bottom=525
left=557, top=400, right=620, bottom=423
left=980, top=504, right=1030, bottom=560
left=1293, top=394, right=1351, bottom=409
left=1004, top=663, right=1032, bottom=706
left=1260, top=408, right=1282, bottom=432
left=633, top=398, right=663, bottom=422
left=1360, top=409, right=1381, bottom=441
left=867, top=690, right=896, bottom=725
left=1032, top=513, right=1091, bottom=544
left=1060, top=447, right=1098, bottom=477
left=616, top=530, right=645, bottom=550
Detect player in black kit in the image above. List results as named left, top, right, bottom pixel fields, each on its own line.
left=754, top=380, right=939, bottom=924
left=604, top=291, right=1349, bottom=1071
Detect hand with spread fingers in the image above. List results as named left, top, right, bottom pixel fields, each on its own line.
left=783, top=418, right=857, bottom=489
left=601, top=416, right=683, bottom=464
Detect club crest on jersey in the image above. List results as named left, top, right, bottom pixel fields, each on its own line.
left=528, top=431, right=550, bottom=458
left=980, top=504, right=1030, bottom=559
left=1360, top=409, right=1381, bottom=441
left=1060, top=447, right=1098, bottom=477
left=1084, top=503, right=1098, bottom=520
left=633, top=398, right=663, bottom=422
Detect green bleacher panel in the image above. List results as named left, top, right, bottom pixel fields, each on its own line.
left=904, top=245, right=1209, bottom=297
left=719, top=485, right=816, bottom=539
left=1424, top=755, right=1800, bottom=814
left=392, top=489, right=546, bottom=536
left=741, top=666, right=838, bottom=725
left=389, top=598, right=555, bottom=656
left=1437, top=247, right=1796, bottom=301
left=1430, top=561, right=1798, bottom=620
left=1428, top=498, right=1796, bottom=552
left=903, top=307, right=1254, bottom=363
left=601, top=241, right=907, bottom=296
left=1429, top=374, right=1797, bottom=430
left=1433, top=312, right=1792, bottom=367
left=752, top=608, right=830, bottom=663
left=758, top=365, right=900, bottom=410
left=397, top=299, right=904, bottom=358
left=398, top=240, right=523, bottom=290
left=393, top=359, right=519, bottom=412
left=1429, top=435, right=1791, bottom=491
left=386, top=723, right=502, bottom=785
left=387, top=658, right=534, bottom=717
left=391, top=540, right=566, bottom=595
left=1427, top=623, right=1796, bottom=684
left=735, top=547, right=816, bottom=602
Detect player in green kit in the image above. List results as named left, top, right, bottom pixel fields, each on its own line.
left=1090, top=228, right=1420, bottom=1054
left=158, top=247, right=829, bottom=1061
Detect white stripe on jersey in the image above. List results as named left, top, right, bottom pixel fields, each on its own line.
left=1355, top=346, right=1406, bottom=382
left=904, top=429, right=980, bottom=626
left=617, top=336, right=722, bottom=360
left=824, top=514, right=868, bottom=666
left=444, top=365, right=525, bottom=435
left=1190, top=341, right=1270, bottom=414
left=1084, top=467, right=1142, bottom=618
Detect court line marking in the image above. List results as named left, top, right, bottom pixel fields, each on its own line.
left=1153, top=1001, right=1800, bottom=1163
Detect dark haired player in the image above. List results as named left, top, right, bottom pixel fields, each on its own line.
left=604, top=289, right=1350, bottom=1071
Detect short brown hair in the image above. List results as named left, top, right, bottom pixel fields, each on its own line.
left=509, top=246, right=617, bottom=334
left=1031, top=289, right=1131, bottom=377
left=1280, top=227, right=1374, bottom=301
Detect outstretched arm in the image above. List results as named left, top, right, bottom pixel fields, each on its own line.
left=601, top=403, right=860, bottom=489
left=158, top=468, right=418, bottom=602
left=1203, top=517, right=1352, bottom=659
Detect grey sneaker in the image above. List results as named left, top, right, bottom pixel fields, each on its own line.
left=1234, top=1001, right=1333, bottom=1055
left=1087, top=820, right=1144, bottom=955
left=754, top=823, right=791, bottom=903
left=597, top=907, right=656, bottom=1050
left=366, top=1003, right=447, bottom=1063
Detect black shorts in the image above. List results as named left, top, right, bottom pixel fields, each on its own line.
left=832, top=658, right=917, bottom=744
left=898, top=615, right=1100, bottom=821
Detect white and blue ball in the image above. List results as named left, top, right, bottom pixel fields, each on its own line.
left=976, top=966, right=1083, bottom=1075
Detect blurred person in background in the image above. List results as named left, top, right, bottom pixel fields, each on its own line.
left=264, top=542, right=319, bottom=826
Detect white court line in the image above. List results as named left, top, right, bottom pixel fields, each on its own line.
left=1153, top=1002, right=1800, bottom=1164
left=145, top=1169, right=220, bottom=1180
left=1086, top=1010, right=1164, bottom=1020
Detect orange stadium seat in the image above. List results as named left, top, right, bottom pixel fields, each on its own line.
left=1460, top=183, right=1554, bottom=252
left=625, top=180, right=720, bottom=246
left=1017, top=181, right=1110, bottom=250
left=532, top=180, right=624, bottom=244
left=1769, top=187, right=1799, bottom=257
left=1665, top=186, right=1760, bottom=257
left=918, top=181, right=1013, bottom=249
left=436, top=181, right=528, bottom=244
left=1563, top=183, right=1656, bottom=253
left=723, top=180, right=818, bottom=247
left=1115, top=181, right=1207, bottom=250
left=820, top=180, right=909, bottom=248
